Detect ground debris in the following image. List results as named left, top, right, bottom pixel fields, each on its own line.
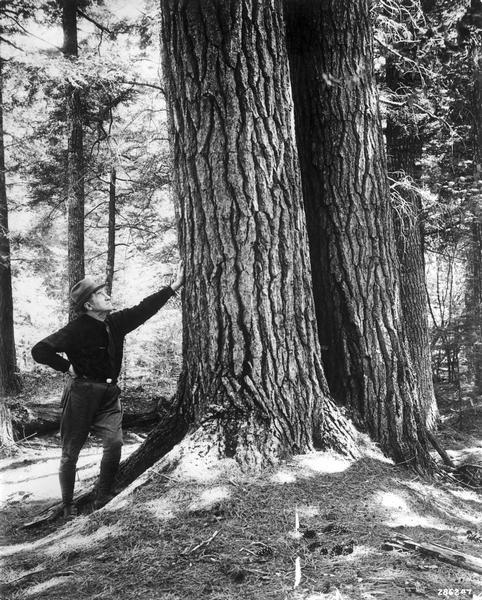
left=454, top=463, right=482, bottom=489
left=404, top=579, right=426, bottom=595
left=385, top=534, right=482, bottom=575
left=302, top=528, right=317, bottom=539
left=219, top=560, right=247, bottom=583
left=180, top=529, right=219, bottom=556
left=322, top=522, right=350, bottom=534
left=466, top=530, right=482, bottom=543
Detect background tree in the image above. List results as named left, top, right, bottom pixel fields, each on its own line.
left=0, top=45, right=19, bottom=448
left=285, top=0, right=432, bottom=467
left=62, top=0, right=85, bottom=318
left=381, top=0, right=438, bottom=428
left=459, top=0, right=482, bottom=397
left=410, top=0, right=482, bottom=395
left=0, top=54, right=20, bottom=397
left=105, top=166, right=116, bottom=294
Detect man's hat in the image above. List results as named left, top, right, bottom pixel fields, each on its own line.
left=70, top=277, right=106, bottom=308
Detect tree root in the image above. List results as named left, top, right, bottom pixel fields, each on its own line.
left=425, top=428, right=456, bottom=469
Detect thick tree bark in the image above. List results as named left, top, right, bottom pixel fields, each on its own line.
left=156, top=0, right=357, bottom=468
left=0, top=53, right=20, bottom=405
left=62, top=0, right=85, bottom=319
left=106, top=166, right=116, bottom=295
left=385, top=52, right=438, bottom=429
left=285, top=0, right=432, bottom=469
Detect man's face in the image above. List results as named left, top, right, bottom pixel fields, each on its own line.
left=86, top=288, right=112, bottom=313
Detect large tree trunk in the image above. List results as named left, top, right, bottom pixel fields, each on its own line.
left=155, top=0, right=357, bottom=469
left=62, top=0, right=85, bottom=318
left=385, top=49, right=438, bottom=429
left=285, top=0, right=432, bottom=469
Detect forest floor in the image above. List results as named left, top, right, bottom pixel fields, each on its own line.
left=1, top=379, right=481, bottom=600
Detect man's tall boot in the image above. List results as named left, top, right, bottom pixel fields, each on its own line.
left=94, top=442, right=121, bottom=509
left=59, top=458, right=77, bottom=518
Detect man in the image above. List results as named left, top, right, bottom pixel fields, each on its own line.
left=31, top=265, right=184, bottom=517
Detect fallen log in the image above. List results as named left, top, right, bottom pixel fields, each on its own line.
left=386, top=534, right=482, bottom=575
left=11, top=403, right=62, bottom=439
left=11, top=400, right=162, bottom=439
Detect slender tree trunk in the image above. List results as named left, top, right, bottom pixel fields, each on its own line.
left=465, top=216, right=482, bottom=395
left=0, top=55, right=20, bottom=396
left=465, top=45, right=482, bottom=397
left=285, top=0, right=432, bottom=469
left=0, top=51, right=19, bottom=448
left=385, top=52, right=438, bottom=429
left=106, top=167, right=116, bottom=295
left=153, top=0, right=357, bottom=469
left=62, top=0, right=85, bottom=318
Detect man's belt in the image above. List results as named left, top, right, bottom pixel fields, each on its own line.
left=73, top=376, right=115, bottom=384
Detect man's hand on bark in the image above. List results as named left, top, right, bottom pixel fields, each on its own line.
left=170, top=261, right=184, bottom=292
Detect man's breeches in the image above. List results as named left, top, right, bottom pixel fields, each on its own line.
left=59, top=379, right=123, bottom=504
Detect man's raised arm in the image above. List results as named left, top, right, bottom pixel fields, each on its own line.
left=111, top=262, right=184, bottom=335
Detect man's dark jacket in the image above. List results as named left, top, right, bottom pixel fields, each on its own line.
left=31, top=287, right=175, bottom=383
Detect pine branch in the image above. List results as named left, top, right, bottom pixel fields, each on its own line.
left=0, top=36, right=23, bottom=51
left=375, top=36, right=430, bottom=83
left=77, top=9, right=113, bottom=35
left=121, top=80, right=165, bottom=93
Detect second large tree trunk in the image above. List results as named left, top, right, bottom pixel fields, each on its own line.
left=159, top=0, right=357, bottom=469
left=285, top=0, right=432, bottom=469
